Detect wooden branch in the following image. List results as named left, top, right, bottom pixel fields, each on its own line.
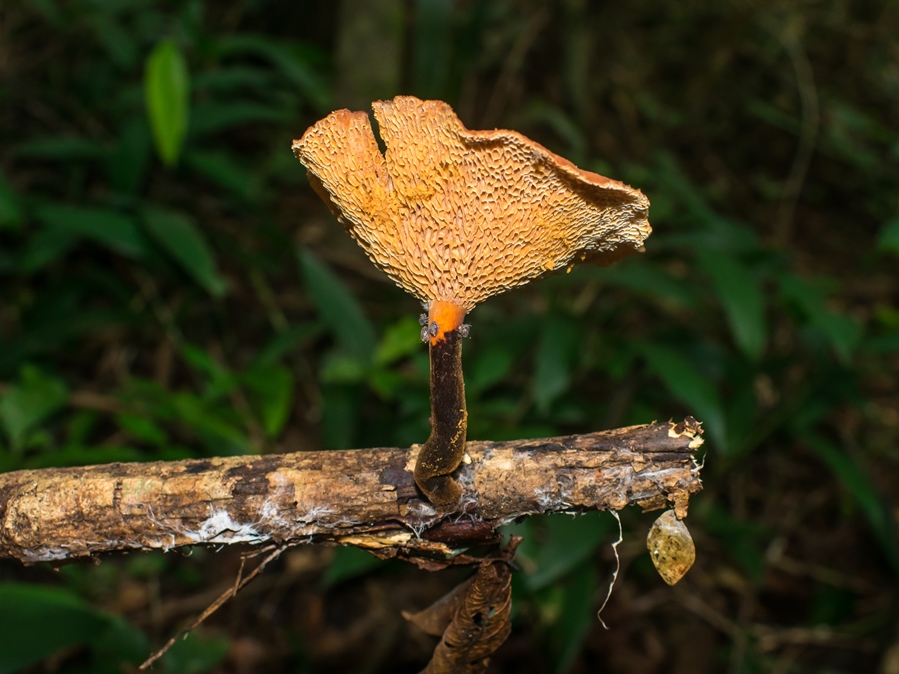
left=0, top=419, right=703, bottom=565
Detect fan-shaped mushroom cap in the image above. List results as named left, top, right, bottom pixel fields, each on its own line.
left=292, top=96, right=650, bottom=312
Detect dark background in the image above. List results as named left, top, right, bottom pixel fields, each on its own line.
left=1, top=1, right=897, bottom=672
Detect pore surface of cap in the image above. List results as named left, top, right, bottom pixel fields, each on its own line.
left=293, top=96, right=651, bottom=311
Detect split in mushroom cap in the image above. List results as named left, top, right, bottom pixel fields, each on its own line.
left=292, top=95, right=651, bottom=314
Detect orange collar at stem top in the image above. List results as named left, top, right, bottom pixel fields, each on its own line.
left=428, top=300, right=465, bottom=346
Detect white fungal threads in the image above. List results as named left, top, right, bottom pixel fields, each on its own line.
left=186, top=509, right=263, bottom=545
left=532, top=487, right=556, bottom=511
left=21, top=546, right=78, bottom=563
left=596, top=510, right=623, bottom=629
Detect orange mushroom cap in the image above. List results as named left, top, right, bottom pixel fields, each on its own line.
left=292, top=96, right=651, bottom=313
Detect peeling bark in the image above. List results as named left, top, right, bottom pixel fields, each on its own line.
left=0, top=419, right=703, bottom=565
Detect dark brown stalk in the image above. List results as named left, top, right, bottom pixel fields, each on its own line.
left=414, top=326, right=467, bottom=509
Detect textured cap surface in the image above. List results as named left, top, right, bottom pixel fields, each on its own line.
left=292, top=96, right=651, bottom=311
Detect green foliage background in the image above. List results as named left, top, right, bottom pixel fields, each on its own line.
left=1, top=1, right=897, bottom=672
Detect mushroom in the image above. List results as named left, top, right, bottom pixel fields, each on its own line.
left=292, top=95, right=651, bottom=509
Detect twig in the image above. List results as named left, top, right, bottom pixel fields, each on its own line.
left=771, top=19, right=819, bottom=247
left=138, top=545, right=284, bottom=670
left=0, top=419, right=703, bottom=565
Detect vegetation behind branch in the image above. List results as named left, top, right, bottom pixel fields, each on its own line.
left=0, top=1, right=897, bottom=672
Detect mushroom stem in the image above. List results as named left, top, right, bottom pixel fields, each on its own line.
left=414, top=301, right=468, bottom=509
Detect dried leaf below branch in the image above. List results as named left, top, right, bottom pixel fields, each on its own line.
left=418, top=559, right=514, bottom=674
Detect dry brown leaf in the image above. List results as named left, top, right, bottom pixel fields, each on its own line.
left=417, top=560, right=512, bottom=674
left=403, top=577, right=476, bottom=637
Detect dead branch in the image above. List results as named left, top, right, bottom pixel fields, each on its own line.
left=0, top=419, right=703, bottom=565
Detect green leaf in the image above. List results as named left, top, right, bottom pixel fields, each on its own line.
left=192, top=66, right=275, bottom=94
left=0, top=366, right=68, bottom=452
left=180, top=344, right=236, bottom=399
left=117, top=413, right=168, bottom=446
left=368, top=367, right=405, bottom=399
left=641, top=343, right=726, bottom=451
left=242, top=365, right=294, bottom=438
left=25, top=445, right=143, bottom=469
left=519, top=102, right=588, bottom=162
left=802, top=433, right=899, bottom=576
left=28, top=0, right=64, bottom=27
left=297, top=248, right=376, bottom=364
left=812, top=311, right=863, bottom=364
left=0, top=307, right=130, bottom=374
left=18, top=228, right=79, bottom=272
left=808, top=584, right=855, bottom=628
left=599, top=262, right=699, bottom=309
left=506, top=512, right=612, bottom=592
left=533, top=316, right=581, bottom=414
left=320, top=352, right=367, bottom=384
left=697, top=252, right=767, bottom=360
left=145, top=39, right=190, bottom=167
left=216, top=35, right=329, bottom=110
left=33, top=202, right=146, bottom=258
left=107, top=118, right=152, bottom=195
left=702, top=505, right=768, bottom=584
left=320, top=383, right=361, bottom=450
left=878, top=217, right=899, bottom=254
left=141, top=208, right=227, bottom=297
left=253, top=324, right=323, bottom=367
left=66, top=409, right=100, bottom=445
left=87, top=12, right=138, bottom=70
left=323, top=547, right=383, bottom=587
left=414, top=0, right=454, bottom=98
left=184, top=150, right=258, bottom=201
left=160, top=631, right=229, bottom=674
left=89, top=616, right=150, bottom=670
left=0, top=170, right=22, bottom=229
left=0, top=583, right=111, bottom=674
left=547, top=562, right=598, bottom=674
left=467, top=341, right=518, bottom=396
left=864, top=328, right=899, bottom=354
left=170, top=392, right=253, bottom=454
left=14, top=135, right=106, bottom=161
left=779, top=274, right=862, bottom=364
left=189, top=101, right=291, bottom=137
left=374, top=316, right=425, bottom=366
